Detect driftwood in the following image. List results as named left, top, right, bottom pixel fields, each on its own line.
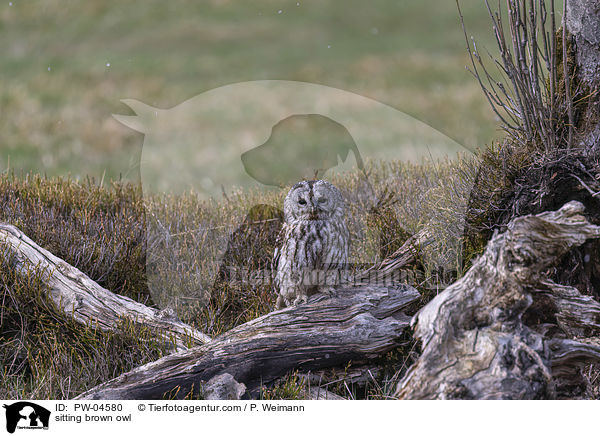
left=0, top=223, right=210, bottom=351
left=396, top=201, right=600, bottom=399
left=76, top=283, right=419, bottom=399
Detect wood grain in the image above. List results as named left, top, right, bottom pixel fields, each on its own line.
left=0, top=223, right=210, bottom=351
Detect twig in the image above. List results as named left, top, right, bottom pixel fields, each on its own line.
left=570, top=174, right=600, bottom=197
left=459, top=0, right=562, bottom=152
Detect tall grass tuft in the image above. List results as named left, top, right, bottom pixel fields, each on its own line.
left=0, top=173, right=150, bottom=303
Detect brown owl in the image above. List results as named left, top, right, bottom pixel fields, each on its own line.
left=273, top=180, right=349, bottom=308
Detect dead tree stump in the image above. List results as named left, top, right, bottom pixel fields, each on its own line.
left=396, top=201, right=600, bottom=399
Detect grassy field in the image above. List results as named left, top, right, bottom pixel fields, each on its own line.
left=1, top=0, right=581, bottom=400
left=0, top=0, right=506, bottom=184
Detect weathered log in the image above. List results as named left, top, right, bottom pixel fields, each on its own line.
left=361, top=227, right=433, bottom=281
left=531, top=280, right=600, bottom=337
left=0, top=223, right=210, bottom=351
left=396, top=201, right=600, bottom=399
left=566, top=0, right=600, bottom=89
left=76, top=283, right=419, bottom=399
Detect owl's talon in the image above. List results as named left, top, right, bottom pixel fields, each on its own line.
left=320, top=287, right=337, bottom=297
left=275, top=295, right=287, bottom=310
left=292, top=295, right=308, bottom=306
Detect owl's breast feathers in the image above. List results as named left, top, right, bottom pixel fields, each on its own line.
left=279, top=218, right=348, bottom=270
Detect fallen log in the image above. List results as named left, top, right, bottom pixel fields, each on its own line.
left=360, top=227, right=433, bottom=281
left=76, top=283, right=419, bottom=399
left=0, top=223, right=211, bottom=351
left=395, top=201, right=600, bottom=399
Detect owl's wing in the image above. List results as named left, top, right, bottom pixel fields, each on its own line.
left=271, top=227, right=286, bottom=291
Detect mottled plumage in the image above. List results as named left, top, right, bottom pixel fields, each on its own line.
left=273, top=180, right=349, bottom=308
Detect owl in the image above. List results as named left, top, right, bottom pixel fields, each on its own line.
left=273, top=180, right=349, bottom=309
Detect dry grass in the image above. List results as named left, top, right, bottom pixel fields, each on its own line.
left=0, top=174, right=150, bottom=302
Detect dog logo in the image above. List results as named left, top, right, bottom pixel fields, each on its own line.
left=114, top=80, right=473, bottom=306
left=114, top=80, right=467, bottom=197
left=3, top=402, right=50, bottom=433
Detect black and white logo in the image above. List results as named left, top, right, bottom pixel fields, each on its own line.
left=3, top=402, right=50, bottom=434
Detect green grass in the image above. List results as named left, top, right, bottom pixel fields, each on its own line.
left=0, top=0, right=506, bottom=184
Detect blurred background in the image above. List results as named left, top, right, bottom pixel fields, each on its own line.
left=0, top=0, right=505, bottom=184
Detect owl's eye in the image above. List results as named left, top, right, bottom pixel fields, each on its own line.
left=317, top=197, right=327, bottom=204
left=298, top=198, right=307, bottom=205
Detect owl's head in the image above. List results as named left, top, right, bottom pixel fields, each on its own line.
left=283, top=180, right=345, bottom=223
